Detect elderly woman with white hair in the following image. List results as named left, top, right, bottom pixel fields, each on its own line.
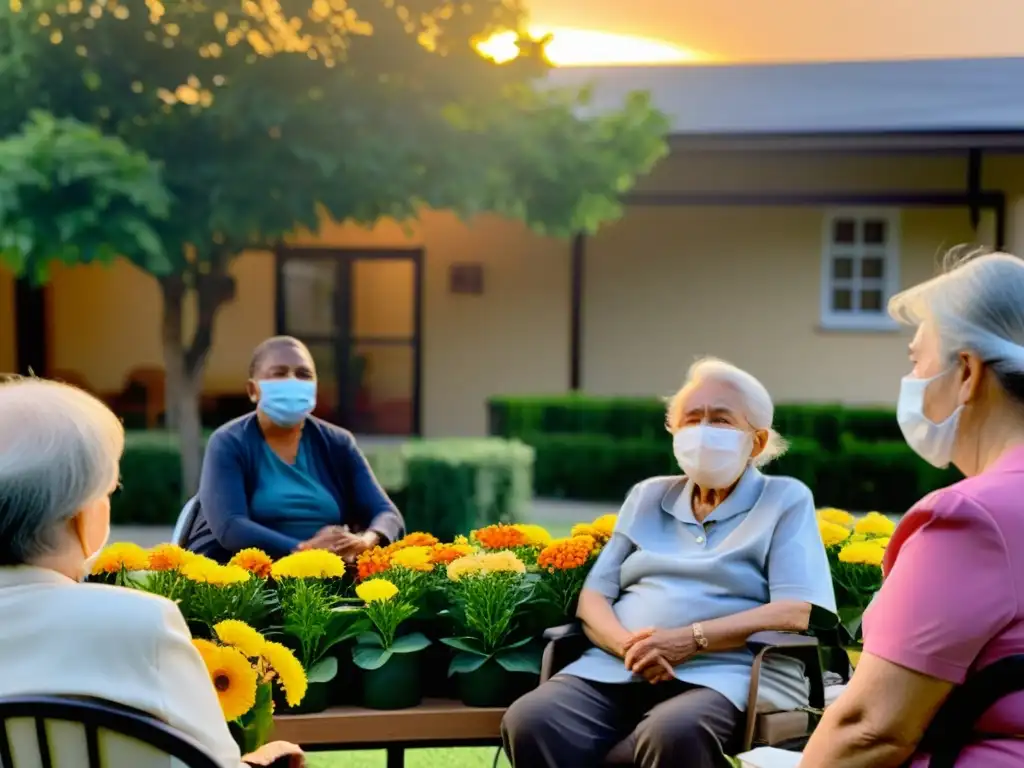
left=801, top=250, right=1024, bottom=768
left=501, top=358, right=837, bottom=768
left=0, top=377, right=304, bottom=767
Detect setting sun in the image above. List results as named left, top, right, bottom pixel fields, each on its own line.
left=477, top=27, right=704, bottom=67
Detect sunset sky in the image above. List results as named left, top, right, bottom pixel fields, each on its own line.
left=496, top=0, right=1024, bottom=66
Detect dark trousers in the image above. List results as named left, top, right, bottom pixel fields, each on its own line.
left=501, top=674, right=741, bottom=768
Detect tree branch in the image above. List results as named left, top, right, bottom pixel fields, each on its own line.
left=184, top=253, right=236, bottom=375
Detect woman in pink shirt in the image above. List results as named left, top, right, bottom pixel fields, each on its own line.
left=802, top=249, right=1024, bottom=768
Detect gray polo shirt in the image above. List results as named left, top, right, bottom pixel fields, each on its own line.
left=560, top=466, right=836, bottom=711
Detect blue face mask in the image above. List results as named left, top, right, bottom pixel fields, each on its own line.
left=256, top=378, right=317, bottom=427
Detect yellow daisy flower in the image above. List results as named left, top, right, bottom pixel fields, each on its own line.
left=191, top=638, right=220, bottom=667
left=203, top=646, right=258, bottom=721
left=262, top=640, right=308, bottom=708
left=214, top=620, right=267, bottom=659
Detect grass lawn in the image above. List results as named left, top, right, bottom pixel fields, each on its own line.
left=308, top=748, right=508, bottom=767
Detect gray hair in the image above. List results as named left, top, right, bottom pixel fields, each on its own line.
left=666, top=357, right=789, bottom=466
left=0, top=378, right=124, bottom=564
left=889, top=247, right=1024, bottom=404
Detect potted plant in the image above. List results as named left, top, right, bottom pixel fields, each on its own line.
left=534, top=534, right=600, bottom=626
left=352, top=578, right=430, bottom=710
left=441, top=551, right=539, bottom=707
left=193, top=620, right=306, bottom=755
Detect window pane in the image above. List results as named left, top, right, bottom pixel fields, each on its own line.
left=346, top=343, right=415, bottom=435
left=282, top=259, right=335, bottom=335
left=863, top=219, right=888, bottom=244
left=832, top=288, right=853, bottom=311
left=860, top=289, right=884, bottom=312
left=832, top=219, right=856, bottom=244
left=305, top=342, right=339, bottom=422
left=832, top=256, right=854, bottom=280
left=861, top=257, right=885, bottom=279
left=351, top=258, right=415, bottom=338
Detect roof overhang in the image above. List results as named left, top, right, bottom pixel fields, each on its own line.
left=665, top=130, right=1024, bottom=153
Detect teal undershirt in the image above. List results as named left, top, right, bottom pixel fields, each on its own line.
left=248, top=438, right=342, bottom=543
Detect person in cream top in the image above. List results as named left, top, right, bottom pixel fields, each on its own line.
left=0, top=377, right=304, bottom=768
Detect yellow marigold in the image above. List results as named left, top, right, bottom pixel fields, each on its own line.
left=854, top=511, right=896, bottom=537
left=838, top=541, right=886, bottom=567
left=876, top=536, right=892, bottom=549
left=818, top=520, right=851, bottom=548
left=228, top=548, right=273, bottom=579
left=182, top=560, right=252, bottom=586
left=571, top=523, right=600, bottom=539
left=453, top=535, right=470, bottom=546
left=214, top=620, right=266, bottom=659
left=146, top=544, right=190, bottom=572
left=356, top=578, right=399, bottom=603
left=388, top=545, right=434, bottom=572
left=262, top=640, right=307, bottom=708
left=538, top=535, right=595, bottom=571
left=590, top=514, right=617, bottom=539
left=472, top=523, right=529, bottom=550
left=817, top=508, right=856, bottom=528
left=90, top=542, right=150, bottom=575
left=430, top=542, right=475, bottom=565
left=391, top=532, right=439, bottom=550
left=446, top=551, right=526, bottom=582
left=203, top=646, right=258, bottom=721
left=356, top=546, right=392, bottom=581
left=511, top=524, right=552, bottom=547
left=271, top=550, right=346, bottom=580
left=191, top=638, right=220, bottom=667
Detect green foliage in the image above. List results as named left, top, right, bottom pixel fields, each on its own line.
left=488, top=395, right=962, bottom=510
left=277, top=581, right=369, bottom=673
left=0, top=111, right=169, bottom=281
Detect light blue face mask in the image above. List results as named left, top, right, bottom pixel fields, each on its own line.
left=256, top=378, right=317, bottom=427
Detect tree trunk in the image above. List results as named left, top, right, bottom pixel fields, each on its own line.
left=159, top=276, right=186, bottom=430
left=177, top=366, right=203, bottom=500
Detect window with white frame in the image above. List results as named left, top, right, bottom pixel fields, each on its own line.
left=821, top=210, right=900, bottom=329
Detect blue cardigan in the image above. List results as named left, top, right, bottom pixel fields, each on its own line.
left=187, top=413, right=405, bottom=561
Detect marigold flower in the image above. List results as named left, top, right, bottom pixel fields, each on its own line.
left=146, top=544, right=190, bottom=572
left=388, top=545, right=434, bottom=572
left=391, top=532, right=439, bottom=550
left=356, top=546, right=392, bottom=581
left=356, top=578, right=399, bottom=603
left=453, top=535, right=470, bottom=546
left=838, top=541, right=886, bottom=567
left=571, top=523, right=600, bottom=539
left=875, top=536, right=891, bottom=549
left=538, top=535, right=596, bottom=571
left=817, top=508, right=856, bottom=528
left=430, top=542, right=475, bottom=565
left=472, top=523, right=529, bottom=550
left=818, top=520, right=851, bottom=548
left=182, top=560, right=252, bottom=586
left=590, top=515, right=617, bottom=539
left=511, top=524, right=552, bottom=547
left=271, top=550, right=345, bottom=580
left=262, top=640, right=307, bottom=708
left=90, top=542, right=150, bottom=575
left=446, top=551, right=526, bottom=582
left=853, top=511, right=896, bottom=537
left=214, top=620, right=266, bottom=659
left=228, top=548, right=273, bottom=579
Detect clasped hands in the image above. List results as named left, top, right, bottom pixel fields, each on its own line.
left=620, top=626, right=700, bottom=685
left=296, top=525, right=379, bottom=562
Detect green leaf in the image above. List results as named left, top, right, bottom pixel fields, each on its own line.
left=448, top=651, right=490, bottom=677
left=501, top=636, right=534, bottom=651
left=306, top=655, right=338, bottom=684
left=356, top=632, right=384, bottom=648
left=440, top=636, right=487, bottom=655
left=495, top=647, right=542, bottom=675
left=390, top=632, right=431, bottom=654
left=352, top=645, right=393, bottom=671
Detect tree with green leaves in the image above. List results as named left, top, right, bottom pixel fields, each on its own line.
left=0, top=0, right=668, bottom=494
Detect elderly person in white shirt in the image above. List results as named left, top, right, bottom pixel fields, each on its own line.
left=502, top=358, right=836, bottom=768
left=0, top=377, right=304, bottom=768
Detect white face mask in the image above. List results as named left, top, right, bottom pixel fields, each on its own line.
left=673, top=425, right=753, bottom=489
left=897, top=368, right=964, bottom=469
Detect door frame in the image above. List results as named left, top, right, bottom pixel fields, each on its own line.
left=273, top=246, right=424, bottom=436
left=14, top=279, right=49, bottom=377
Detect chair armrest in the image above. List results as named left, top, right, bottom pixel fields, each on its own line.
left=746, top=631, right=820, bottom=653
left=543, top=622, right=583, bottom=642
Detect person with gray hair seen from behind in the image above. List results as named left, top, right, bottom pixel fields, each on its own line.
left=0, top=377, right=304, bottom=767
left=802, top=249, right=1024, bottom=768
left=501, top=358, right=836, bottom=768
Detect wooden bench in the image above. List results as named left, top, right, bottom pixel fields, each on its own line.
left=272, top=699, right=505, bottom=768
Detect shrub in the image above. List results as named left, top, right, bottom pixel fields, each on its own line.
left=113, top=432, right=184, bottom=525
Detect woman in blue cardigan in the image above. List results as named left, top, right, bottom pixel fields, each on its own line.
left=187, top=336, right=405, bottom=562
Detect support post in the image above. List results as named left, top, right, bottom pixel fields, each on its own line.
left=569, top=233, right=585, bottom=392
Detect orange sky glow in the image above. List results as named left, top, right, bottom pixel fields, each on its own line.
left=477, top=27, right=705, bottom=66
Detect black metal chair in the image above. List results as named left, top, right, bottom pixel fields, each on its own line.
left=540, top=623, right=826, bottom=766
left=173, top=496, right=201, bottom=548
left=0, top=695, right=221, bottom=768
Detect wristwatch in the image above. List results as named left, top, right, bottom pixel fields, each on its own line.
left=692, top=622, right=709, bottom=650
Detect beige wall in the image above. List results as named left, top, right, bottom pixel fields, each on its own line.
left=0, top=267, right=14, bottom=373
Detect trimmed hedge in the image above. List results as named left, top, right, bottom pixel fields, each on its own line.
left=487, top=395, right=959, bottom=512
left=111, top=432, right=534, bottom=539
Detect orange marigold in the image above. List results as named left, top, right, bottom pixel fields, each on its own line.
left=147, top=544, right=190, bottom=572
left=472, top=524, right=529, bottom=550
left=538, top=535, right=596, bottom=571
left=430, top=542, right=475, bottom=565
left=229, top=548, right=273, bottom=579
left=391, top=532, right=439, bottom=550
left=356, top=546, right=392, bottom=581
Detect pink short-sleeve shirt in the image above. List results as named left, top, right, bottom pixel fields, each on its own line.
left=863, top=446, right=1024, bottom=767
